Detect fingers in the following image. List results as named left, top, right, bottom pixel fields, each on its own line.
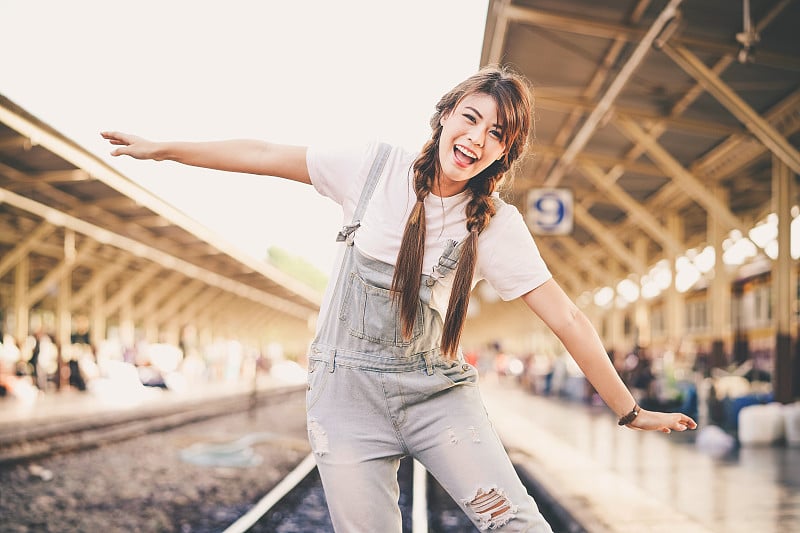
left=101, top=131, right=122, bottom=142
left=101, top=131, right=134, bottom=157
left=679, top=414, right=697, bottom=430
left=633, top=410, right=697, bottom=433
left=101, top=131, right=131, bottom=146
left=670, top=414, right=698, bottom=432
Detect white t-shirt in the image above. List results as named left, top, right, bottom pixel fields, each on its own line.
left=307, top=139, right=552, bottom=322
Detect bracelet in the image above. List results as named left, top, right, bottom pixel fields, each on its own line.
left=617, top=405, right=640, bottom=426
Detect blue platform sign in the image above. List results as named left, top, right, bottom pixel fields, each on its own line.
left=526, top=188, right=573, bottom=235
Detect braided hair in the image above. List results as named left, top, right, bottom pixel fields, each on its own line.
left=391, top=65, right=533, bottom=358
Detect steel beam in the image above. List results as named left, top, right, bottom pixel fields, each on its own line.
left=578, top=163, right=683, bottom=256
left=544, top=0, right=683, bottom=186
left=614, top=116, right=747, bottom=235
left=663, top=44, right=800, bottom=175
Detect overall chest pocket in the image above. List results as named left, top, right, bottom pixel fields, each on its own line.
left=339, top=273, right=424, bottom=346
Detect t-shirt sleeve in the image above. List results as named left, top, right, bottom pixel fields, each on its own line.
left=306, top=140, right=377, bottom=211
left=477, top=202, right=552, bottom=301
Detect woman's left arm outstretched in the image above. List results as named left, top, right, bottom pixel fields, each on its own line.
left=521, top=279, right=697, bottom=433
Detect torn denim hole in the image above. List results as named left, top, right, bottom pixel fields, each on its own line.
left=307, top=417, right=330, bottom=456
left=463, top=487, right=519, bottom=530
left=446, top=425, right=458, bottom=444
left=468, top=425, right=481, bottom=443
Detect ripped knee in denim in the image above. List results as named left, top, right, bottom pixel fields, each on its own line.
left=463, top=486, right=518, bottom=530
left=307, top=417, right=330, bottom=456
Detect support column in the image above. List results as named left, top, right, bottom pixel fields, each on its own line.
left=13, top=257, right=29, bottom=345
left=0, top=290, right=6, bottom=339
left=634, top=237, right=651, bottom=348
left=144, top=319, right=158, bottom=344
left=773, top=155, right=797, bottom=403
left=119, top=301, right=135, bottom=358
left=665, top=213, right=685, bottom=359
left=55, top=229, right=78, bottom=390
left=90, top=290, right=106, bottom=349
left=608, top=261, right=626, bottom=356
left=55, top=272, right=71, bottom=390
left=709, top=185, right=732, bottom=370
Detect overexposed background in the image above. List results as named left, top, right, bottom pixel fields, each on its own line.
left=1, top=0, right=489, bottom=273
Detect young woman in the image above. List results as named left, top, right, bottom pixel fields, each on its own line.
left=103, top=65, right=697, bottom=532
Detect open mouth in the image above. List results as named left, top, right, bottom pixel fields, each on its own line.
left=453, top=144, right=477, bottom=166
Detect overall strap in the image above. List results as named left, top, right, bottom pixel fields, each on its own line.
left=336, top=142, right=391, bottom=244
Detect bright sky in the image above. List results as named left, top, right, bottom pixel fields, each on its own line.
left=0, top=0, right=489, bottom=274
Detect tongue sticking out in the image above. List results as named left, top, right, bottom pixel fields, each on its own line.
left=454, top=146, right=476, bottom=166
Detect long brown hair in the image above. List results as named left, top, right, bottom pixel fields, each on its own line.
left=391, top=65, right=533, bottom=358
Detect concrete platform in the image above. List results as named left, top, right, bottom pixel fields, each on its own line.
left=480, top=378, right=800, bottom=533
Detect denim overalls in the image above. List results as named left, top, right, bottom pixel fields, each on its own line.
left=306, top=144, right=553, bottom=532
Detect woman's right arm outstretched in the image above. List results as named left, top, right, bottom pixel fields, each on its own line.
left=101, top=131, right=311, bottom=185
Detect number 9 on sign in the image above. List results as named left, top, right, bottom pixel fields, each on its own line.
left=526, top=188, right=573, bottom=235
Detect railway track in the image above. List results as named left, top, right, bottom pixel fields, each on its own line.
left=224, top=452, right=584, bottom=533
left=1, top=384, right=585, bottom=532
left=224, top=453, right=481, bottom=532
left=0, top=384, right=304, bottom=466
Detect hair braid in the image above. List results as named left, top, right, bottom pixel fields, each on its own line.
left=440, top=175, right=501, bottom=357
left=391, top=136, right=437, bottom=339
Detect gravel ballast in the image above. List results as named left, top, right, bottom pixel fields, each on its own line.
left=0, top=389, right=310, bottom=533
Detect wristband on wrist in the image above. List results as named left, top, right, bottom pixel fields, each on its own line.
left=617, top=404, right=640, bottom=426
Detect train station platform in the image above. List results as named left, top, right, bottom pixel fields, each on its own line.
left=1, top=373, right=798, bottom=533
left=481, top=377, right=800, bottom=533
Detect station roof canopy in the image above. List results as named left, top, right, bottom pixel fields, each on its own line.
left=0, top=94, right=322, bottom=336
left=481, top=0, right=799, bottom=291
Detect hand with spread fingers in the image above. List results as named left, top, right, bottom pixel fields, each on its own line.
left=101, top=131, right=161, bottom=160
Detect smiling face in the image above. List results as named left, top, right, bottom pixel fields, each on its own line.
left=436, top=92, right=506, bottom=197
